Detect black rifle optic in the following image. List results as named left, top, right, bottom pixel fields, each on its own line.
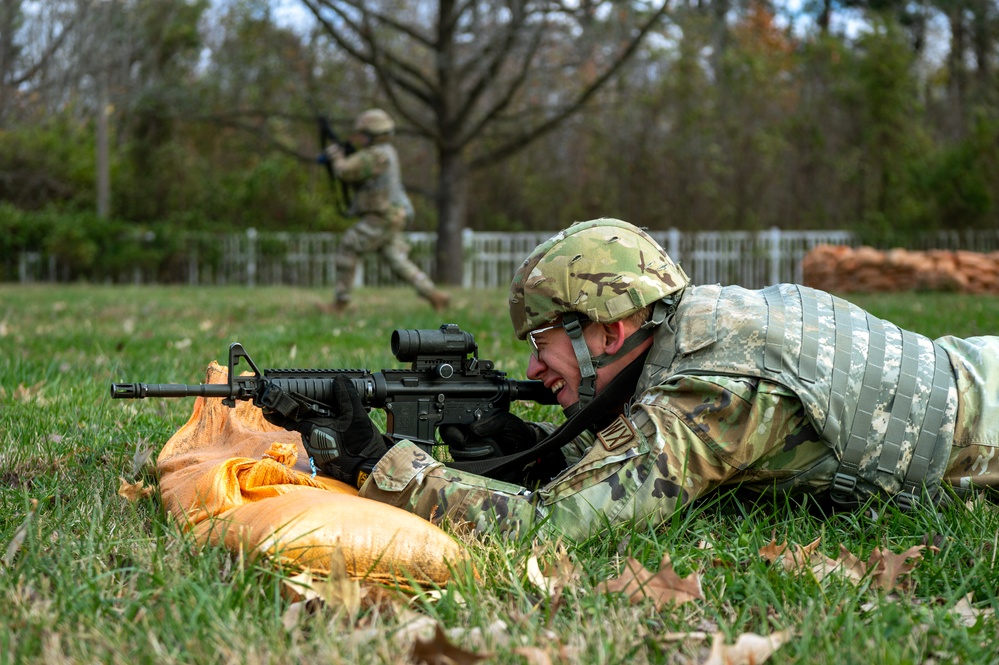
left=110, top=324, right=557, bottom=457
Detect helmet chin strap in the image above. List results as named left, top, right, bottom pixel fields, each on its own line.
left=561, top=313, right=597, bottom=409
left=561, top=297, right=678, bottom=415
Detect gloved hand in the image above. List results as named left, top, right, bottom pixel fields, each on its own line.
left=440, top=411, right=544, bottom=462
left=282, top=376, right=389, bottom=488
left=519, top=449, right=568, bottom=488
left=324, top=144, right=344, bottom=162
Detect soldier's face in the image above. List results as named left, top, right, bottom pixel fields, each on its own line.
left=526, top=320, right=612, bottom=410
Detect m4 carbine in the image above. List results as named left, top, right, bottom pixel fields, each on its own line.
left=110, top=324, right=557, bottom=457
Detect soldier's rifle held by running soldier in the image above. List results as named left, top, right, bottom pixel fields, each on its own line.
left=314, top=114, right=356, bottom=215
left=316, top=114, right=355, bottom=157
left=110, top=324, right=557, bottom=460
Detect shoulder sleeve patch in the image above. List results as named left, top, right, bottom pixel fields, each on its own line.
left=598, top=414, right=638, bottom=452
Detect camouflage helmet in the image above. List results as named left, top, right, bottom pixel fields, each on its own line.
left=354, top=108, right=395, bottom=135
left=509, top=218, right=689, bottom=339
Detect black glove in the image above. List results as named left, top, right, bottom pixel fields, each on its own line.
left=270, top=376, right=389, bottom=488
left=519, top=449, right=568, bottom=488
left=440, top=411, right=544, bottom=462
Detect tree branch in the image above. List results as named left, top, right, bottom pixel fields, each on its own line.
left=304, top=0, right=438, bottom=108
left=470, top=0, right=672, bottom=170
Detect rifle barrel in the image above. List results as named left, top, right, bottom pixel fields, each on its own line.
left=510, top=380, right=559, bottom=405
left=109, top=377, right=558, bottom=405
left=110, top=383, right=234, bottom=399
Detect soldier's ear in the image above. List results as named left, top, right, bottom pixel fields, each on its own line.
left=600, top=320, right=629, bottom=355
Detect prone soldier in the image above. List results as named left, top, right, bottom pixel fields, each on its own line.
left=300, top=218, right=999, bottom=541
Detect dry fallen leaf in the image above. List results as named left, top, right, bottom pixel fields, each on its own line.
left=758, top=535, right=788, bottom=564
left=526, top=546, right=581, bottom=597
left=597, top=554, right=703, bottom=609
left=282, top=559, right=415, bottom=633
left=512, top=643, right=579, bottom=665
left=281, top=596, right=328, bottom=630
left=410, top=624, right=491, bottom=665
left=702, top=629, right=792, bottom=665
left=281, top=548, right=363, bottom=618
left=447, top=620, right=511, bottom=651
left=512, top=646, right=554, bottom=665
left=117, top=477, right=154, bottom=501
left=3, top=499, right=38, bottom=568
left=761, top=536, right=927, bottom=590
left=868, top=545, right=925, bottom=592
left=13, top=382, right=48, bottom=405
left=964, top=494, right=998, bottom=513
left=950, top=593, right=996, bottom=627
left=131, top=438, right=155, bottom=476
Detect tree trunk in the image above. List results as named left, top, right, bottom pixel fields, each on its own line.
left=96, top=78, right=110, bottom=219
left=435, top=148, right=468, bottom=285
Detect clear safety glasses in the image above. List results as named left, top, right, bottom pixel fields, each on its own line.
left=527, top=322, right=566, bottom=360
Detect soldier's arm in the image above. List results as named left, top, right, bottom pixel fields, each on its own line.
left=532, top=375, right=817, bottom=540
left=359, top=376, right=812, bottom=541
left=332, top=147, right=389, bottom=183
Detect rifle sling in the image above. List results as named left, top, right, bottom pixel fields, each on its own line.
left=445, top=350, right=650, bottom=481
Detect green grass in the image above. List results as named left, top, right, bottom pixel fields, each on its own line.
left=1, top=285, right=998, bottom=664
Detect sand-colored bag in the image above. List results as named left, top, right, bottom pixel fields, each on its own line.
left=157, top=361, right=468, bottom=586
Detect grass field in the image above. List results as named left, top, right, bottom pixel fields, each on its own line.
left=1, top=284, right=998, bottom=664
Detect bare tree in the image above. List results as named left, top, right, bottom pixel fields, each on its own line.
left=0, top=0, right=83, bottom=123
left=300, top=0, right=671, bottom=284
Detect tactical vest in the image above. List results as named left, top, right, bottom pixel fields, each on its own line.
left=352, top=143, right=414, bottom=219
left=639, top=284, right=958, bottom=508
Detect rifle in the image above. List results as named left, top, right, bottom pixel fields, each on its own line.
left=312, top=114, right=357, bottom=216
left=110, top=324, right=557, bottom=458
left=317, top=115, right=356, bottom=158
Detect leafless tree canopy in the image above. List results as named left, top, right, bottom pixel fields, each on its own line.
left=301, top=0, right=671, bottom=281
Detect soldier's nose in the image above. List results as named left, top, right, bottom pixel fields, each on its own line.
left=527, top=353, right=546, bottom=380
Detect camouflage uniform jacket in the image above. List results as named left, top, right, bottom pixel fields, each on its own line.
left=332, top=142, right=413, bottom=221
left=359, top=286, right=999, bottom=541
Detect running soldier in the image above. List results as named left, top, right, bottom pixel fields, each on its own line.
left=322, top=109, right=449, bottom=313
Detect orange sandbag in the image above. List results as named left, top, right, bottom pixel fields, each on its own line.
left=194, top=488, right=466, bottom=586
left=156, top=361, right=469, bottom=586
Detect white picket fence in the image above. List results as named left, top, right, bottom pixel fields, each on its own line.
left=185, top=227, right=857, bottom=290
left=18, top=227, right=999, bottom=289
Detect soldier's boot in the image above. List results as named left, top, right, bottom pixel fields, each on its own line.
left=427, top=290, right=450, bottom=313
left=317, top=298, right=350, bottom=314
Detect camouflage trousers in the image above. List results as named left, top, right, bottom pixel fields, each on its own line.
left=334, top=209, right=436, bottom=304
left=937, top=335, right=999, bottom=496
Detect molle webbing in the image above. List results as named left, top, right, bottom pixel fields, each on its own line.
left=826, top=299, right=953, bottom=508
left=797, top=287, right=820, bottom=383
left=762, top=288, right=785, bottom=373
left=903, top=344, right=952, bottom=500
left=669, top=284, right=957, bottom=507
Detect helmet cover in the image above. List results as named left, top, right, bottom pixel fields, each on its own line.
left=509, top=218, right=689, bottom=339
left=354, top=108, right=395, bottom=135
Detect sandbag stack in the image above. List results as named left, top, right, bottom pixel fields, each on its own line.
left=801, top=244, right=999, bottom=294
